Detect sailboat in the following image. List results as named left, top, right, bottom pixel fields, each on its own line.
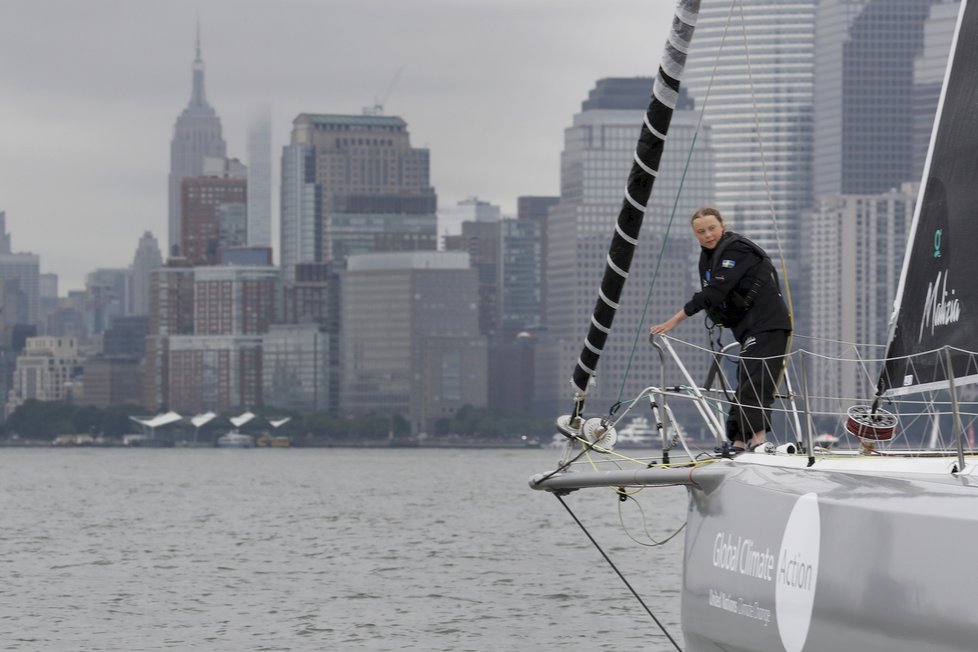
left=530, top=1, right=978, bottom=650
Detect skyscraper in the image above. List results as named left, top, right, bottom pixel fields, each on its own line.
left=802, top=186, right=914, bottom=408
left=180, top=171, right=247, bottom=266
left=684, top=0, right=816, bottom=268
left=0, top=211, right=40, bottom=327
left=168, top=27, right=227, bottom=257
left=912, top=1, right=960, bottom=182
left=340, top=251, right=487, bottom=434
left=279, top=113, right=436, bottom=280
left=538, top=79, right=715, bottom=415
left=247, top=105, right=273, bottom=249
left=130, top=232, right=163, bottom=316
left=814, top=0, right=940, bottom=197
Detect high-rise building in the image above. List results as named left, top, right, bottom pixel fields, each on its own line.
left=444, top=219, right=502, bottom=337
left=181, top=169, right=247, bottom=266
left=280, top=114, right=436, bottom=280
left=815, top=0, right=940, bottom=197
left=83, top=313, right=148, bottom=411
left=801, top=185, right=914, bottom=408
left=192, top=266, right=278, bottom=336
left=142, top=266, right=195, bottom=409
left=85, top=268, right=131, bottom=339
left=516, top=196, right=558, bottom=328
left=164, top=265, right=278, bottom=414
left=0, top=211, right=40, bottom=328
left=130, top=232, right=163, bottom=316
left=685, top=0, right=815, bottom=271
left=340, top=252, right=487, bottom=433
left=500, top=215, right=543, bottom=337
left=537, top=79, right=715, bottom=416
left=912, top=1, right=960, bottom=182
left=167, top=335, right=263, bottom=414
left=247, top=105, right=273, bottom=249
left=168, top=28, right=227, bottom=256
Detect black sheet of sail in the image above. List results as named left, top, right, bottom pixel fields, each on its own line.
left=881, top=0, right=978, bottom=396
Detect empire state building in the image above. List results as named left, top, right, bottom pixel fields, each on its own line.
left=167, top=28, right=227, bottom=257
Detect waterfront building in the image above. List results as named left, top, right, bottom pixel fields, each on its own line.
left=81, top=357, right=142, bottom=409
left=167, top=335, right=263, bottom=414
left=167, top=29, right=227, bottom=256
left=5, top=337, right=83, bottom=417
left=280, top=113, right=436, bottom=280
left=262, top=323, right=331, bottom=412
left=280, top=262, right=339, bottom=411
left=537, top=79, right=715, bottom=416
left=161, top=266, right=278, bottom=413
left=340, top=252, right=487, bottom=433
left=103, top=315, right=149, bottom=358
left=142, top=266, right=195, bottom=410
left=192, top=266, right=278, bottom=336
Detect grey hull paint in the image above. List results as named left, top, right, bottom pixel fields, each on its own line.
left=532, top=460, right=978, bottom=651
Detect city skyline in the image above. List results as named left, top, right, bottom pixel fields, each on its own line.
left=0, top=0, right=677, bottom=292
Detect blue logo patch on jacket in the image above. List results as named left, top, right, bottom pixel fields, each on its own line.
left=721, top=259, right=736, bottom=269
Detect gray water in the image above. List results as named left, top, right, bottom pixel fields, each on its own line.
left=0, top=448, right=686, bottom=651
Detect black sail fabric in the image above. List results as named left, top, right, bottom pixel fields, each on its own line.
left=882, top=0, right=978, bottom=395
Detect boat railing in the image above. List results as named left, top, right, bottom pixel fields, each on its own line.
left=641, top=334, right=978, bottom=461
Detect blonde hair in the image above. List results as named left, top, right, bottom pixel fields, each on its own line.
left=690, top=207, right=723, bottom=225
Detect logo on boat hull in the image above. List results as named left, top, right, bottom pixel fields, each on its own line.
left=776, top=493, right=820, bottom=652
left=919, top=270, right=960, bottom=341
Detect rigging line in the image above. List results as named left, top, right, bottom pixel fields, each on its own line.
left=614, top=0, right=740, bottom=404
left=619, top=494, right=688, bottom=547
left=554, top=494, right=684, bottom=652
left=735, top=0, right=796, bottom=393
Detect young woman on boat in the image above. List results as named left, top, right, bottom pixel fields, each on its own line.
left=650, top=207, right=791, bottom=454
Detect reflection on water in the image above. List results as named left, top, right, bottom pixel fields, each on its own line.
left=0, top=448, right=686, bottom=651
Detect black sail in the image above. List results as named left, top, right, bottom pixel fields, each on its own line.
left=570, top=0, right=701, bottom=403
left=882, top=0, right=978, bottom=395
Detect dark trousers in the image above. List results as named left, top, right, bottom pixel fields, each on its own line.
left=726, top=329, right=789, bottom=442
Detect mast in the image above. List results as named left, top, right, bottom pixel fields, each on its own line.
left=568, top=0, right=701, bottom=421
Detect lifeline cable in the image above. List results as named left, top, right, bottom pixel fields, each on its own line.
left=555, top=494, right=684, bottom=652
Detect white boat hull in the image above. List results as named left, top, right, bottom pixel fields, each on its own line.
left=533, top=454, right=978, bottom=651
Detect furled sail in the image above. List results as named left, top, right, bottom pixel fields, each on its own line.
left=569, top=0, right=701, bottom=412
left=881, top=0, right=977, bottom=396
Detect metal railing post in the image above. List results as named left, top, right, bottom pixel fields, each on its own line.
left=798, top=351, right=816, bottom=466
left=944, top=346, right=966, bottom=474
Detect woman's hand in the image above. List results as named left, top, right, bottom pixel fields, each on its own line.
left=650, top=309, right=687, bottom=336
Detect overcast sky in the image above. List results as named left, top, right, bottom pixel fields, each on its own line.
left=0, top=0, right=676, bottom=292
